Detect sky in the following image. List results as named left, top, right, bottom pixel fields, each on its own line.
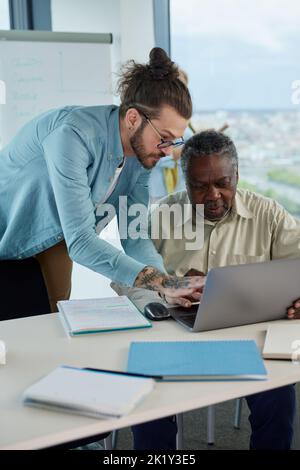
left=170, top=0, right=300, bottom=111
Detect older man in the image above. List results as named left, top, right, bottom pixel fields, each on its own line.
left=114, top=130, right=300, bottom=450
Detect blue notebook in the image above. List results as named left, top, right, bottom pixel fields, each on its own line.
left=127, top=340, right=267, bottom=381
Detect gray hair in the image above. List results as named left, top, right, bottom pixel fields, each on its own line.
left=181, top=130, right=238, bottom=173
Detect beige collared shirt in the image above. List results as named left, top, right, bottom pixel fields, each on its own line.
left=112, top=188, right=300, bottom=311
left=149, top=189, right=300, bottom=276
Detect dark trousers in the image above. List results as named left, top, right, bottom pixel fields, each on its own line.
left=0, top=258, right=50, bottom=320
left=132, top=385, right=296, bottom=450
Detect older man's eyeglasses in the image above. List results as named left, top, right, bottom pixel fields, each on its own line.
left=140, top=111, right=185, bottom=149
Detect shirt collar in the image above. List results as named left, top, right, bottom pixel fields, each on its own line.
left=232, top=189, right=254, bottom=219
left=107, top=106, right=124, bottom=167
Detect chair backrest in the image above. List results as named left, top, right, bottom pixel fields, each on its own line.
left=0, top=258, right=50, bottom=320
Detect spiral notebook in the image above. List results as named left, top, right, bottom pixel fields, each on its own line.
left=23, top=366, right=155, bottom=419
left=127, top=340, right=267, bottom=381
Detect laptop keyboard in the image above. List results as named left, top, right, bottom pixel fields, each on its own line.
left=177, top=314, right=196, bottom=327
left=168, top=305, right=198, bottom=328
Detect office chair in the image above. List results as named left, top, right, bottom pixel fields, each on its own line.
left=104, top=400, right=244, bottom=450
left=206, top=399, right=244, bottom=446
left=175, top=399, right=244, bottom=449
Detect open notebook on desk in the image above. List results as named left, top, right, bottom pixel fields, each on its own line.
left=57, top=296, right=151, bottom=336
left=23, top=366, right=155, bottom=419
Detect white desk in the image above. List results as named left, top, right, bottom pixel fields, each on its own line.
left=1, top=313, right=300, bottom=449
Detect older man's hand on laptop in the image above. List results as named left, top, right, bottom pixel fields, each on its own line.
left=177, top=269, right=206, bottom=305
left=163, top=274, right=206, bottom=307
left=161, top=269, right=206, bottom=307
left=287, top=299, right=300, bottom=319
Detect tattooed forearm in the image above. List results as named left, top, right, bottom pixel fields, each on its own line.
left=134, top=267, right=204, bottom=294
left=134, top=266, right=165, bottom=291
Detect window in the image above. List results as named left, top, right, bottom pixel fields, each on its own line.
left=170, top=0, right=300, bottom=217
left=0, top=0, right=10, bottom=29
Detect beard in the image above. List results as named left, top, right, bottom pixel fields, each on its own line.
left=130, top=123, right=165, bottom=169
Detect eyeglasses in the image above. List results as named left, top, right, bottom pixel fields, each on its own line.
left=140, top=111, right=185, bottom=149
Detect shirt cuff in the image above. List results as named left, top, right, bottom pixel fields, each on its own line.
left=112, top=252, right=147, bottom=287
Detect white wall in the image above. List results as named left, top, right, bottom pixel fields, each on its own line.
left=50, top=0, right=155, bottom=299
left=51, top=0, right=122, bottom=98
left=119, top=0, right=155, bottom=63
left=51, top=0, right=121, bottom=34
left=51, top=0, right=155, bottom=90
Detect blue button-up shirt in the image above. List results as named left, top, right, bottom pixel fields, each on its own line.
left=0, top=105, right=165, bottom=286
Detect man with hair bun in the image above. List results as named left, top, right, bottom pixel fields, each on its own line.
left=0, top=48, right=204, bottom=312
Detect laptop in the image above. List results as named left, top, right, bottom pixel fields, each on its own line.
left=168, top=258, right=300, bottom=332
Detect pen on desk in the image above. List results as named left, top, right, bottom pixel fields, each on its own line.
left=84, top=367, right=162, bottom=380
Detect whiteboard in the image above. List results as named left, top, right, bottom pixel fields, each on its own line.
left=0, top=30, right=113, bottom=147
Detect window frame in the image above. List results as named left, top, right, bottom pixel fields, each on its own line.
left=153, top=0, right=170, bottom=55
left=9, top=0, right=51, bottom=30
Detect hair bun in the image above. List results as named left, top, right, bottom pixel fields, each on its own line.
left=149, top=65, right=169, bottom=80
left=148, top=47, right=176, bottom=80
left=117, top=47, right=192, bottom=121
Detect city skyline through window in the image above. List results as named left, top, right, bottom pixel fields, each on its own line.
left=170, top=0, right=300, bottom=217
